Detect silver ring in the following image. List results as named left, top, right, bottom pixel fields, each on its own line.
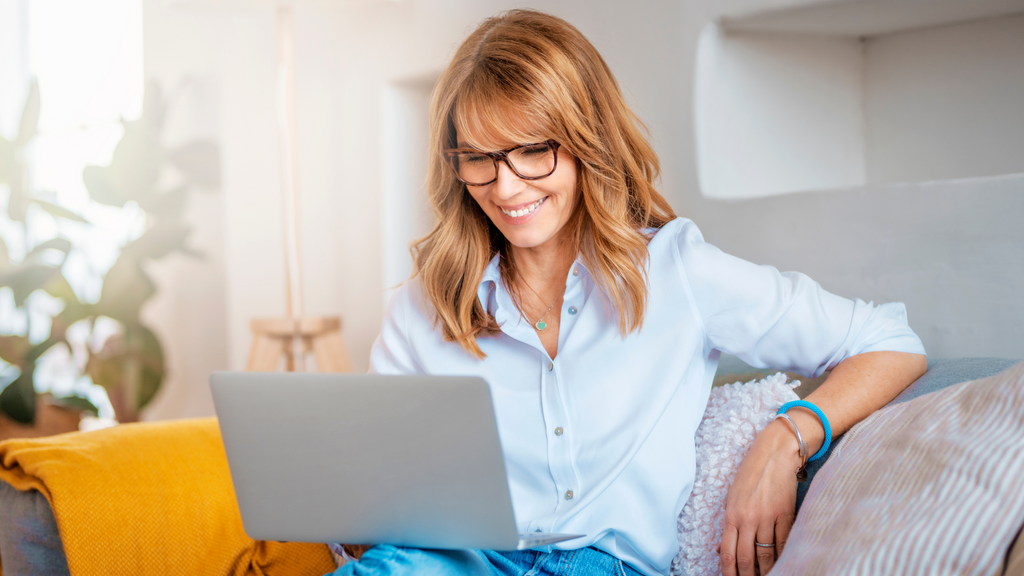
left=755, top=541, right=775, bottom=548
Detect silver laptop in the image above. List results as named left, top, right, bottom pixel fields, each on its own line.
left=210, top=372, right=584, bottom=551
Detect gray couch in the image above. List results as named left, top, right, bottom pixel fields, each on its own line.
left=0, top=357, right=1020, bottom=576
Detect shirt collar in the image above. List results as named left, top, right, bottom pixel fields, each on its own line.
left=476, top=254, right=517, bottom=330
left=476, top=252, right=591, bottom=343
left=569, top=258, right=592, bottom=282
left=481, top=253, right=502, bottom=286
left=477, top=253, right=591, bottom=306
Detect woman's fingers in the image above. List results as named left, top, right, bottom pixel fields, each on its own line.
left=755, top=522, right=777, bottom=575
left=775, top=510, right=796, bottom=559
left=720, top=524, right=739, bottom=576
left=736, top=525, right=759, bottom=576
left=720, top=418, right=802, bottom=575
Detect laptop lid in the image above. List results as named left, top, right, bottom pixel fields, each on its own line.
left=210, top=372, right=522, bottom=550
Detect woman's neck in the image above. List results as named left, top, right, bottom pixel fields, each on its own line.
left=509, top=236, right=576, bottom=298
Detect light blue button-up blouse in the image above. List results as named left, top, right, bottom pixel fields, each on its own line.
left=369, top=217, right=926, bottom=576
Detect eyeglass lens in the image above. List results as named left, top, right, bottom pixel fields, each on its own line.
left=452, top=143, right=556, bottom=185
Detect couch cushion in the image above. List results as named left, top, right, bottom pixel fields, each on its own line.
left=775, top=361, right=1024, bottom=574
left=0, top=480, right=69, bottom=576
left=796, top=356, right=1021, bottom=512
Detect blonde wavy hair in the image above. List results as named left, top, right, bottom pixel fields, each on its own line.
left=413, top=9, right=676, bottom=358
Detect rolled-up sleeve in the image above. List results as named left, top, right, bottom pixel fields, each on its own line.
left=674, top=219, right=926, bottom=378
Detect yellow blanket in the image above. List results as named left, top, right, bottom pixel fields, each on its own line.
left=0, top=418, right=336, bottom=576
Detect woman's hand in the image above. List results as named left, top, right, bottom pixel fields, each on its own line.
left=718, top=418, right=805, bottom=576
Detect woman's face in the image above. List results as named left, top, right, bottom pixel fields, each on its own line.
left=456, top=128, right=579, bottom=252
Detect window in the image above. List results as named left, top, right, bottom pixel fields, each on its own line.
left=1, top=0, right=144, bottom=418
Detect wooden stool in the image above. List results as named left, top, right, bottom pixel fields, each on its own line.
left=246, top=316, right=352, bottom=372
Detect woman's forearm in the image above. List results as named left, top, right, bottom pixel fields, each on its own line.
left=772, top=351, right=928, bottom=458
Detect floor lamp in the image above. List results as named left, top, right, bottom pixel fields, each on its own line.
left=244, top=4, right=352, bottom=373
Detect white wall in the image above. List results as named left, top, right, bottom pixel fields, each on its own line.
left=381, top=78, right=436, bottom=306
left=139, top=4, right=236, bottom=419
left=0, top=0, right=27, bottom=137
left=864, top=13, right=1024, bottom=184
left=695, top=25, right=865, bottom=199
left=695, top=10, right=1024, bottom=200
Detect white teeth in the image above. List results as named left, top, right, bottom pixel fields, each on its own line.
left=501, top=197, right=546, bottom=217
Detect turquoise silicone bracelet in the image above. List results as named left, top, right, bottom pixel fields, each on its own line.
left=778, top=400, right=832, bottom=462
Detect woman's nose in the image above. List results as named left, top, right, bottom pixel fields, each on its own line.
left=493, top=159, right=525, bottom=199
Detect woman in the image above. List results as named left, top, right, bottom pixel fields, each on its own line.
left=337, top=9, right=927, bottom=576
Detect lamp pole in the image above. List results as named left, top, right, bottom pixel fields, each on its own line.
left=275, top=4, right=305, bottom=370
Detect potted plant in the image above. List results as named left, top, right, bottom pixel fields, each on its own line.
left=0, top=79, right=220, bottom=428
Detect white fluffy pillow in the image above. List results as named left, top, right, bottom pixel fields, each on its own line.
left=674, top=373, right=801, bottom=576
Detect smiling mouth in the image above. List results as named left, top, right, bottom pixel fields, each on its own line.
left=499, top=197, right=547, bottom=218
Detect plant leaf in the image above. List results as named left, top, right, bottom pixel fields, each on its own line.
left=106, top=119, right=161, bottom=202
left=43, top=271, right=79, bottom=303
left=51, top=394, right=99, bottom=415
left=33, top=198, right=90, bottom=224
left=25, top=238, right=72, bottom=264
left=120, top=223, right=191, bottom=261
left=7, top=165, right=28, bottom=222
left=128, top=323, right=164, bottom=410
left=25, top=338, right=59, bottom=365
left=0, top=264, right=59, bottom=307
left=83, top=118, right=162, bottom=208
left=0, top=134, right=13, bottom=185
left=15, top=79, right=40, bottom=148
left=138, top=185, right=188, bottom=222
left=83, top=323, right=164, bottom=411
left=83, top=165, right=129, bottom=207
left=95, top=259, right=154, bottom=324
left=86, top=344, right=123, bottom=392
left=54, top=301, right=95, bottom=335
left=168, top=139, right=221, bottom=188
left=0, top=335, right=30, bottom=366
left=0, top=235, right=9, bottom=270
left=0, top=368, right=36, bottom=425
left=0, top=248, right=76, bottom=308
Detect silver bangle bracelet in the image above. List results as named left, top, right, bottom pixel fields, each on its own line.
left=775, top=413, right=808, bottom=466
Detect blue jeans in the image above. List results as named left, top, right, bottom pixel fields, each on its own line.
left=325, top=545, right=645, bottom=576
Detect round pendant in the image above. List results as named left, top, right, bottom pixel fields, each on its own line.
left=535, top=321, right=547, bottom=331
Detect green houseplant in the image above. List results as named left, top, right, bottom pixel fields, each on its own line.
left=0, top=79, right=220, bottom=425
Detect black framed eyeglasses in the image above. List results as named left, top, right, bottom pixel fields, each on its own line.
left=442, top=140, right=561, bottom=186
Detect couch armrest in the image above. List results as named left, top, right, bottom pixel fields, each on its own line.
left=0, top=418, right=335, bottom=576
left=796, top=356, right=1022, bottom=513
left=0, top=479, right=69, bottom=576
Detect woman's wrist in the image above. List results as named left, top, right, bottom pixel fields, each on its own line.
left=782, top=406, right=826, bottom=458
left=763, top=418, right=808, bottom=470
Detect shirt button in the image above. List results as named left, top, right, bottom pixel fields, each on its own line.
left=548, top=362, right=553, bottom=371
left=568, top=306, right=577, bottom=315
left=565, top=490, right=574, bottom=500
left=572, top=268, right=579, bottom=276
left=554, top=427, right=563, bottom=436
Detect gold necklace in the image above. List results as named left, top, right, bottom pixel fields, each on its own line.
left=521, top=280, right=556, bottom=331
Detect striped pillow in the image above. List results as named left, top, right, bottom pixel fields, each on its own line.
left=774, top=362, right=1024, bottom=575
